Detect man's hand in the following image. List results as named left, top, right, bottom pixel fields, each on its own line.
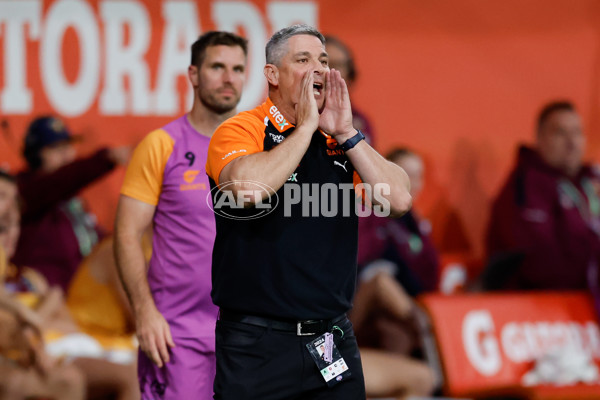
left=295, top=70, right=320, bottom=133
left=108, top=146, right=132, bottom=166
left=136, top=304, right=175, bottom=368
left=318, top=69, right=354, bottom=139
left=23, top=327, right=53, bottom=376
left=15, top=303, right=43, bottom=337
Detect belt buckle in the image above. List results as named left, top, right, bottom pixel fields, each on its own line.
left=296, top=321, right=315, bottom=336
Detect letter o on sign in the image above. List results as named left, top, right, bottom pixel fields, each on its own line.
left=41, top=0, right=100, bottom=116
left=462, top=310, right=502, bottom=376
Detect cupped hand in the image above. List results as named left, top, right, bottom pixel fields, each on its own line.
left=294, top=70, right=320, bottom=133
left=318, top=69, right=354, bottom=138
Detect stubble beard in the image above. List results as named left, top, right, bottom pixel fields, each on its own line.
left=199, top=90, right=240, bottom=115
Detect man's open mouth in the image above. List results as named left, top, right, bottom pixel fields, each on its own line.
left=313, top=82, right=323, bottom=96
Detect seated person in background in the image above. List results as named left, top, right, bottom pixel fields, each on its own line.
left=485, top=101, right=600, bottom=291
left=12, top=116, right=130, bottom=291
left=0, top=306, right=86, bottom=400
left=353, top=272, right=437, bottom=399
left=0, top=170, right=86, bottom=400
left=0, top=171, right=45, bottom=336
left=0, top=171, right=139, bottom=400
left=0, top=170, right=17, bottom=218
left=67, top=232, right=151, bottom=349
left=356, top=148, right=439, bottom=351
left=352, top=149, right=438, bottom=397
left=359, top=148, right=439, bottom=297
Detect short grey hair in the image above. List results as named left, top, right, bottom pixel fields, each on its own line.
left=266, top=24, right=325, bottom=65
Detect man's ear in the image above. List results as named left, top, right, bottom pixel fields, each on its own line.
left=264, top=64, right=279, bottom=86
left=188, top=65, right=198, bottom=87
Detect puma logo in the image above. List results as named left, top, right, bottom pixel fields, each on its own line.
left=334, top=160, right=348, bottom=172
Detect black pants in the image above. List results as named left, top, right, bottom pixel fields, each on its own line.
left=214, top=316, right=366, bottom=400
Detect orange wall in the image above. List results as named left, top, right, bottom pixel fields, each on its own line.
left=1, top=0, right=599, bottom=264
left=327, top=0, right=600, bottom=260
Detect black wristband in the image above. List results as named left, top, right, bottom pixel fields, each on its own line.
left=339, top=130, right=365, bottom=152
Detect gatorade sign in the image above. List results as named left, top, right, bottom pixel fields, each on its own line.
left=420, top=292, right=600, bottom=396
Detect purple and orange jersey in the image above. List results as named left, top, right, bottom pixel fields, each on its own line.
left=121, top=115, right=217, bottom=343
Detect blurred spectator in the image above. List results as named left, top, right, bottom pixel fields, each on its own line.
left=67, top=232, right=151, bottom=345
left=352, top=148, right=438, bottom=397
left=0, top=171, right=17, bottom=286
left=358, top=148, right=440, bottom=297
left=0, top=171, right=86, bottom=400
left=0, top=171, right=139, bottom=400
left=0, top=171, right=45, bottom=335
left=352, top=273, right=437, bottom=399
left=361, top=349, right=435, bottom=400
left=325, top=35, right=376, bottom=147
left=12, top=116, right=130, bottom=291
left=0, top=307, right=87, bottom=400
left=485, top=101, right=600, bottom=292
left=0, top=169, right=17, bottom=218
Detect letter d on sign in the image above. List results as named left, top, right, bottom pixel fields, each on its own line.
left=462, top=310, right=502, bottom=376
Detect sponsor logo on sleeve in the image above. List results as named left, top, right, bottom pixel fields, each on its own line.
left=269, top=105, right=290, bottom=131
left=221, top=149, right=247, bottom=160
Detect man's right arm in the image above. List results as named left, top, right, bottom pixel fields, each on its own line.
left=213, top=71, right=319, bottom=200
left=114, top=195, right=174, bottom=367
left=219, top=123, right=314, bottom=196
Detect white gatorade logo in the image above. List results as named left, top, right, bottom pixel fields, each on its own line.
left=461, top=310, right=600, bottom=376
left=463, top=310, right=502, bottom=376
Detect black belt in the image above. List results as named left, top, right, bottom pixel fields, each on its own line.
left=219, top=309, right=347, bottom=336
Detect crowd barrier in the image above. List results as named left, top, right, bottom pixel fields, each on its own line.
left=419, top=292, right=600, bottom=399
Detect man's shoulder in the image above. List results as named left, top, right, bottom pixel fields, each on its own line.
left=129, top=128, right=174, bottom=167
left=498, top=163, right=556, bottom=195
left=137, top=128, right=174, bottom=149
left=159, top=115, right=190, bottom=140
left=492, top=157, right=560, bottom=213
left=218, top=103, right=267, bottom=133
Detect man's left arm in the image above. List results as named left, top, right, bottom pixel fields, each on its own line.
left=320, top=69, right=411, bottom=216
left=344, top=138, right=411, bottom=215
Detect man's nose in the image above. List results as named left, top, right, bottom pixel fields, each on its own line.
left=313, top=60, right=326, bottom=74
left=222, top=68, right=234, bottom=83
left=566, top=131, right=583, bottom=147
